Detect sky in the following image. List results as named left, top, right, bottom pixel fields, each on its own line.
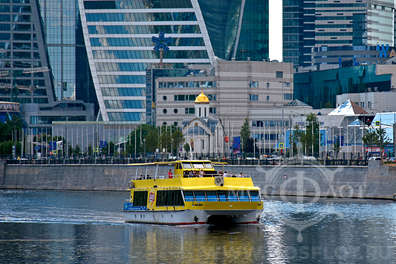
left=269, top=0, right=283, bottom=61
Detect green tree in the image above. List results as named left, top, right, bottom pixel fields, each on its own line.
left=362, top=127, right=390, bottom=146
left=183, top=143, right=190, bottom=153
left=159, top=126, right=172, bottom=152
left=294, top=113, right=320, bottom=157
left=171, top=127, right=184, bottom=155
left=126, top=124, right=157, bottom=156
left=0, top=117, right=23, bottom=143
left=363, top=127, right=391, bottom=158
left=240, top=118, right=250, bottom=153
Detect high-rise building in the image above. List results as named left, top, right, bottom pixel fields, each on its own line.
left=0, top=0, right=95, bottom=131
left=282, top=0, right=305, bottom=66
left=0, top=0, right=55, bottom=104
left=78, top=0, right=269, bottom=123
left=283, top=0, right=396, bottom=67
left=38, top=0, right=95, bottom=104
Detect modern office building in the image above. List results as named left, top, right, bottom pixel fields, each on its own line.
left=78, top=0, right=269, bottom=123
left=38, top=0, right=92, bottom=102
left=283, top=0, right=396, bottom=67
left=0, top=0, right=95, bottom=133
left=310, top=44, right=396, bottom=67
left=294, top=64, right=396, bottom=109
left=0, top=0, right=55, bottom=104
left=282, top=0, right=305, bottom=67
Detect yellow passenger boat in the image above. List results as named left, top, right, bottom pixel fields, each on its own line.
left=123, top=160, right=263, bottom=225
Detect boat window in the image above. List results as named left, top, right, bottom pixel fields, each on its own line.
left=249, top=190, right=260, bottom=201
left=228, top=191, right=238, bottom=201
left=217, top=191, right=227, bottom=201
left=206, top=191, right=217, bottom=201
left=182, top=162, right=192, bottom=169
left=238, top=190, right=250, bottom=201
left=193, top=191, right=206, bottom=201
left=192, top=163, right=204, bottom=169
left=183, top=191, right=194, bottom=202
left=156, top=190, right=184, bottom=206
left=203, top=163, right=213, bottom=169
left=133, top=191, right=148, bottom=207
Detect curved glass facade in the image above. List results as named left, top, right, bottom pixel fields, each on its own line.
left=79, top=0, right=269, bottom=122
left=198, top=0, right=269, bottom=61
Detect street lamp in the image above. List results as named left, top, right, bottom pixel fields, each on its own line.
left=143, top=138, right=146, bottom=160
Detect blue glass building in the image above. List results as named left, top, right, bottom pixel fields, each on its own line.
left=0, top=0, right=54, bottom=104
left=38, top=0, right=95, bottom=105
left=294, top=65, right=392, bottom=109
left=78, top=0, right=269, bottom=122
left=283, top=0, right=395, bottom=67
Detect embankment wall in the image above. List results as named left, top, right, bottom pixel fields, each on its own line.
left=1, top=161, right=395, bottom=199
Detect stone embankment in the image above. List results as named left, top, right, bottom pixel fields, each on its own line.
left=0, top=160, right=395, bottom=200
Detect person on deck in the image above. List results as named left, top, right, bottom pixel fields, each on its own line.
left=168, top=169, right=173, bottom=179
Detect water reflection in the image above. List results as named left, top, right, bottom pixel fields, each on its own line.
left=126, top=225, right=262, bottom=264
left=0, top=191, right=396, bottom=263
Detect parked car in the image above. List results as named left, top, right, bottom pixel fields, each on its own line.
left=303, top=156, right=317, bottom=161
left=368, top=156, right=381, bottom=161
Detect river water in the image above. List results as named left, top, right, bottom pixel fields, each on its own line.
left=0, top=190, right=395, bottom=264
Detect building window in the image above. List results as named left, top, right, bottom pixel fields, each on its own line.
left=174, top=122, right=178, bottom=126
left=174, top=108, right=178, bottom=114
left=276, top=71, right=283, bottom=78
left=209, top=107, right=216, bottom=114
left=163, top=96, right=167, bottom=101
left=249, top=80, right=258, bottom=88
left=266, top=96, right=270, bottom=101
left=266, top=82, right=270, bottom=88
left=163, top=109, right=167, bottom=114
left=185, top=108, right=195, bottom=114
left=368, top=101, right=372, bottom=109
left=249, top=94, right=258, bottom=101
left=283, top=93, right=293, bottom=100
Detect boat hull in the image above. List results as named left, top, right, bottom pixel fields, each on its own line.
left=124, top=209, right=262, bottom=225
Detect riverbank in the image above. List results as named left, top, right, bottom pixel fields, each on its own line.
left=0, top=160, right=395, bottom=200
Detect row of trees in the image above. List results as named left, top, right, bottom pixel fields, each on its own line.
left=0, top=117, right=23, bottom=156
left=125, top=124, right=184, bottom=156
left=0, top=120, right=185, bottom=157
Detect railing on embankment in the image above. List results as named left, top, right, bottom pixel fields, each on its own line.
left=1, top=160, right=395, bottom=200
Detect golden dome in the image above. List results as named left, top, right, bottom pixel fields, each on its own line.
left=195, top=91, right=210, bottom=104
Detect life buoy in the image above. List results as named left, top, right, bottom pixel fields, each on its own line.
left=215, top=176, right=224, bottom=186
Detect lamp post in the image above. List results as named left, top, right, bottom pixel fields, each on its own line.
left=143, top=138, right=146, bottom=160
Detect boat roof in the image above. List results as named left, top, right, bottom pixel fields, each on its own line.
left=128, top=160, right=227, bottom=166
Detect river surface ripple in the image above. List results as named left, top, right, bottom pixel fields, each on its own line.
left=0, top=190, right=395, bottom=264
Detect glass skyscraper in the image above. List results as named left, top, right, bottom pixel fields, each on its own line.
left=283, top=0, right=396, bottom=67
left=78, top=0, right=269, bottom=122
left=38, top=0, right=95, bottom=104
left=0, top=0, right=54, bottom=104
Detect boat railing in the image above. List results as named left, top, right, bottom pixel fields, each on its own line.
left=133, top=173, right=250, bottom=180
